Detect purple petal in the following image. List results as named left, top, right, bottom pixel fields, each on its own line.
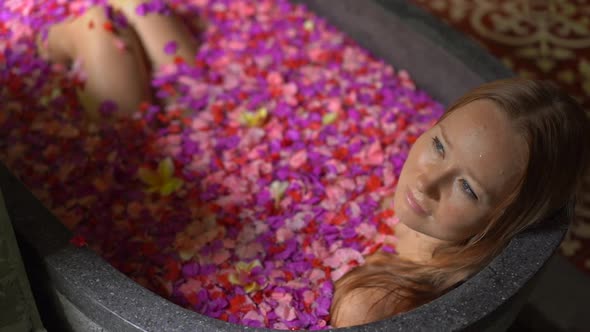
left=164, top=41, right=178, bottom=55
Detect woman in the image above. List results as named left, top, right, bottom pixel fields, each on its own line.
left=330, top=78, right=590, bottom=327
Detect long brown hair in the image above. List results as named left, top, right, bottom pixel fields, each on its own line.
left=330, top=78, right=590, bottom=324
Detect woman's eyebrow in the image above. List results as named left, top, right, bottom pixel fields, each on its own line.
left=439, top=123, right=453, bottom=150
left=439, top=124, right=491, bottom=200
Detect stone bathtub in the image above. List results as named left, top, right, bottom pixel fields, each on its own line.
left=3, top=0, right=568, bottom=331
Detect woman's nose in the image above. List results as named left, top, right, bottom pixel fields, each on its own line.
left=415, top=167, right=445, bottom=200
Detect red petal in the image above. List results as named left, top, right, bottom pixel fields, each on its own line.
left=103, top=21, right=114, bottom=32
left=163, top=260, right=181, bottom=281
left=252, top=291, right=263, bottom=303
left=365, top=175, right=381, bottom=192
left=69, top=235, right=87, bottom=247
left=141, top=242, right=158, bottom=256
left=186, top=293, right=199, bottom=306
left=378, top=222, right=394, bottom=236
left=174, top=56, right=185, bottom=64
left=229, top=295, right=246, bottom=313
left=331, top=213, right=347, bottom=225
left=333, top=147, right=349, bottom=160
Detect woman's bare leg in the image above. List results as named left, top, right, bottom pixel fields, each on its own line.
left=110, top=0, right=199, bottom=69
left=42, top=6, right=152, bottom=121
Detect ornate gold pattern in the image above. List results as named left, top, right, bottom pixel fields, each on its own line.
left=416, top=0, right=590, bottom=72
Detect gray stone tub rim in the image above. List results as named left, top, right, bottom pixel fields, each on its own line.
left=4, top=0, right=568, bottom=331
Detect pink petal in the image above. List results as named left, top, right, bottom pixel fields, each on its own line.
left=113, top=37, right=127, bottom=51
left=239, top=242, right=264, bottom=260
left=266, top=125, right=284, bottom=140
left=234, top=2, right=256, bottom=16
left=227, top=40, right=246, bottom=51
left=266, top=71, right=283, bottom=85
left=303, top=290, right=316, bottom=305
left=189, top=82, right=209, bottom=99
left=276, top=228, right=294, bottom=242
left=178, top=279, right=202, bottom=295
left=271, top=291, right=293, bottom=303
left=289, top=150, right=307, bottom=169
left=327, top=98, right=341, bottom=113
left=348, top=201, right=361, bottom=218
left=324, top=248, right=364, bottom=268
left=338, top=178, right=357, bottom=191
left=308, top=48, right=323, bottom=62
left=223, top=74, right=240, bottom=89
left=325, top=185, right=345, bottom=204
left=364, top=141, right=384, bottom=165
left=243, top=310, right=264, bottom=323
left=212, top=249, right=231, bottom=265
left=332, top=264, right=355, bottom=281
left=383, top=166, right=397, bottom=187
left=241, top=163, right=261, bottom=179
left=355, top=223, right=377, bottom=239
left=166, top=135, right=183, bottom=145
left=259, top=301, right=272, bottom=315
left=346, top=91, right=358, bottom=104
left=308, top=268, right=326, bottom=283
left=223, top=239, right=236, bottom=249
left=191, top=118, right=209, bottom=130
left=269, top=269, right=285, bottom=281
left=310, top=240, right=329, bottom=259
left=274, top=303, right=297, bottom=321
left=283, top=82, right=298, bottom=96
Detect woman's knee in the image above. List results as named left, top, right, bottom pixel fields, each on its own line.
left=47, top=6, right=152, bottom=120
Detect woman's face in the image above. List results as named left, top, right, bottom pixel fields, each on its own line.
left=393, top=99, right=528, bottom=243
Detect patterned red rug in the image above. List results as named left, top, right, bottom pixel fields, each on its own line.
left=411, top=0, right=590, bottom=275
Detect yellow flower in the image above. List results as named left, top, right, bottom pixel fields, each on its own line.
left=137, top=157, right=183, bottom=196
left=270, top=180, right=289, bottom=207
left=40, top=88, right=61, bottom=106
left=303, top=19, right=315, bottom=31
left=322, top=112, right=338, bottom=125
left=228, top=260, right=264, bottom=293
left=241, top=107, right=269, bottom=127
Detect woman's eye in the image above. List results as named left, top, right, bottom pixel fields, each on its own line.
left=460, top=179, right=478, bottom=200
left=432, top=136, right=445, bottom=157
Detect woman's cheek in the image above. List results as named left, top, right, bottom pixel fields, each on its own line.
left=442, top=197, right=484, bottom=239
left=409, top=135, right=428, bottom=157
left=413, top=143, right=433, bottom=168
left=438, top=197, right=467, bottom=229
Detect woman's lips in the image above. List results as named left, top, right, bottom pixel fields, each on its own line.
left=406, top=189, right=429, bottom=217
